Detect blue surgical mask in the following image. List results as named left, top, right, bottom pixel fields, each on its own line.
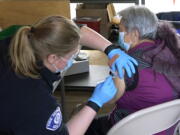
left=63, top=58, right=73, bottom=71
left=118, top=32, right=131, bottom=51
left=52, top=49, right=79, bottom=74
left=52, top=58, right=73, bottom=74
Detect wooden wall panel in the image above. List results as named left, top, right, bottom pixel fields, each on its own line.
left=0, top=0, right=70, bottom=28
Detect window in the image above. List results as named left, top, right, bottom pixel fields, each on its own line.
left=70, top=0, right=180, bottom=19
left=145, top=0, right=180, bottom=13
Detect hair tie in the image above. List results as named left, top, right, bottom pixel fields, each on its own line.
left=30, top=27, right=35, bottom=33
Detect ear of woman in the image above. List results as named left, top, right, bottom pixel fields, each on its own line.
left=129, top=29, right=140, bottom=48
left=47, top=54, right=58, bottom=64
left=44, top=54, right=65, bottom=73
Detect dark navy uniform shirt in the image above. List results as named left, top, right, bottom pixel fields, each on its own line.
left=0, top=37, right=69, bottom=135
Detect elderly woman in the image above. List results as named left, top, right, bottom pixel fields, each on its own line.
left=86, top=6, right=180, bottom=135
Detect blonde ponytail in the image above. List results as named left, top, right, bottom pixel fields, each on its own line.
left=9, top=26, right=39, bottom=78
left=10, top=16, right=80, bottom=79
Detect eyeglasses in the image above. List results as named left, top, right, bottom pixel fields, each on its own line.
left=60, top=49, right=80, bottom=62
left=72, top=49, right=80, bottom=59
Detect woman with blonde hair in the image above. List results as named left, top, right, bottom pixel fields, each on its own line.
left=0, top=15, right=138, bottom=135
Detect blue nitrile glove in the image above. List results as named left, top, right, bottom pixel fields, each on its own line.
left=108, top=48, right=138, bottom=78
left=89, top=76, right=117, bottom=107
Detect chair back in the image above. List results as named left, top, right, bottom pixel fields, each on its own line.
left=107, top=99, right=180, bottom=135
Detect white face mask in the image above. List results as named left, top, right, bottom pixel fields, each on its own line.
left=118, top=32, right=131, bottom=51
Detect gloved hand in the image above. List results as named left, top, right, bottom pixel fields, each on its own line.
left=89, top=76, right=117, bottom=107
left=108, top=48, right=138, bottom=78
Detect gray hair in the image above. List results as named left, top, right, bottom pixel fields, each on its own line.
left=118, top=6, right=158, bottom=40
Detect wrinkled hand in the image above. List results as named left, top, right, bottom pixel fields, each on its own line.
left=89, top=76, right=117, bottom=107
left=108, top=49, right=138, bottom=78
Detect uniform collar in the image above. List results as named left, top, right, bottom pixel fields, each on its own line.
left=39, top=62, right=61, bottom=90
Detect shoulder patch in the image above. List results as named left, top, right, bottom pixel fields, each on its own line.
left=46, top=107, right=62, bottom=131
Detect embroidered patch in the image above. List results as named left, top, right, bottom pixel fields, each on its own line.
left=46, top=107, right=62, bottom=131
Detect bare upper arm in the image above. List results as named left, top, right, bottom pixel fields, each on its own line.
left=108, top=77, right=126, bottom=104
